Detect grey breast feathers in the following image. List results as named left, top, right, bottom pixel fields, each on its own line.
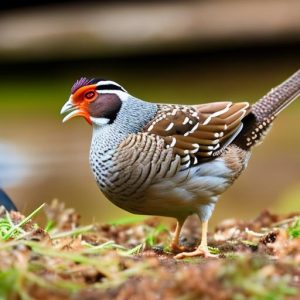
left=106, top=133, right=181, bottom=201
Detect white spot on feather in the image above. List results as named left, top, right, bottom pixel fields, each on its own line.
left=165, top=122, right=174, bottom=131
left=190, top=123, right=199, bottom=133
left=183, top=117, right=190, bottom=125
left=190, top=144, right=199, bottom=153
left=182, top=155, right=190, bottom=163
left=147, top=124, right=154, bottom=131
left=170, top=137, right=176, bottom=147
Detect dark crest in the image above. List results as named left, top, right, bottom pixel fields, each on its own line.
left=71, top=77, right=96, bottom=94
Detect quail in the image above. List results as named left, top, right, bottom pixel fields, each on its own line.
left=61, top=70, right=300, bottom=258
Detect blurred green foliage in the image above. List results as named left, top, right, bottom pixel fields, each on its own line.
left=275, top=185, right=300, bottom=214
left=287, top=218, right=300, bottom=239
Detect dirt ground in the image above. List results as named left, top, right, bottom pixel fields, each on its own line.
left=0, top=200, right=299, bottom=300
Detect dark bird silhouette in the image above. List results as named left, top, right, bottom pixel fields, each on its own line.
left=0, top=188, right=17, bottom=211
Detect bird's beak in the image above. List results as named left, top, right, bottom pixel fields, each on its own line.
left=60, top=97, right=80, bottom=123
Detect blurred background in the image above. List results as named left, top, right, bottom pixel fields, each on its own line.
left=1, top=0, right=300, bottom=226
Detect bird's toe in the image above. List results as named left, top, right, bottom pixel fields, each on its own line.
left=174, top=246, right=218, bottom=259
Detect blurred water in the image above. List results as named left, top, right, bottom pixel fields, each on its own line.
left=0, top=142, right=30, bottom=187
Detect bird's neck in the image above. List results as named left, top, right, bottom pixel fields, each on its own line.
left=91, top=96, right=157, bottom=154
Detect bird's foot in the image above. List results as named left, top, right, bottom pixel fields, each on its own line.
left=169, top=242, right=187, bottom=253
left=174, top=246, right=218, bottom=259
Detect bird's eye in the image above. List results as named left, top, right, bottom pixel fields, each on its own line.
left=85, top=91, right=96, bottom=100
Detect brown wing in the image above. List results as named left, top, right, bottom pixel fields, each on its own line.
left=144, top=102, right=251, bottom=166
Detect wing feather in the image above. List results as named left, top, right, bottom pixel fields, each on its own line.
left=143, top=102, right=251, bottom=165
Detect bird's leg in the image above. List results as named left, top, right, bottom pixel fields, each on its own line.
left=170, top=219, right=185, bottom=252
left=174, top=221, right=216, bottom=259
left=196, top=220, right=210, bottom=255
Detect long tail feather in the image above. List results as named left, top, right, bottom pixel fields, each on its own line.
left=234, top=69, right=300, bottom=149
left=253, top=69, right=300, bottom=120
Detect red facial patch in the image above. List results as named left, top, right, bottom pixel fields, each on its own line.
left=72, top=85, right=98, bottom=105
left=71, top=84, right=98, bottom=125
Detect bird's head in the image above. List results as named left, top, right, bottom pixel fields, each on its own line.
left=60, top=77, right=128, bottom=126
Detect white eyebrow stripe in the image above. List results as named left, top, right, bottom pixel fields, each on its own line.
left=97, top=80, right=122, bottom=87
left=96, top=80, right=127, bottom=92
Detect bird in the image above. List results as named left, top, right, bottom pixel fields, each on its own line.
left=61, top=70, right=300, bottom=259
left=0, top=188, right=17, bottom=211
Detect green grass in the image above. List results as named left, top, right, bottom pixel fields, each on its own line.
left=144, top=223, right=169, bottom=247
left=0, top=203, right=45, bottom=240
left=287, top=218, right=300, bottom=239
left=109, top=215, right=148, bottom=226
